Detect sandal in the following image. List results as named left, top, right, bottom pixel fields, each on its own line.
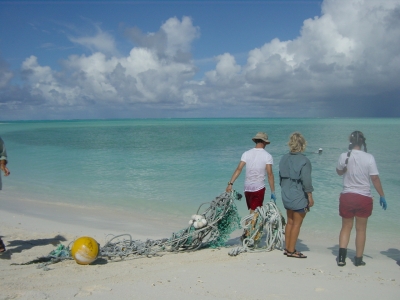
left=287, top=250, right=307, bottom=258
left=285, top=248, right=296, bottom=256
left=0, top=238, right=6, bottom=253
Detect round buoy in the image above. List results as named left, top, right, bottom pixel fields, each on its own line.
left=70, top=236, right=99, bottom=265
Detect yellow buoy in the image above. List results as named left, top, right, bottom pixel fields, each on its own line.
left=70, top=236, right=99, bottom=265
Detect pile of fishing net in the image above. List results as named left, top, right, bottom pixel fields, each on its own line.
left=14, top=190, right=286, bottom=270
left=15, top=191, right=243, bottom=270
left=100, top=190, right=242, bottom=259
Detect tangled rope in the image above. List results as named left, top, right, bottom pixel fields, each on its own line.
left=16, top=191, right=242, bottom=270
left=101, top=191, right=242, bottom=260
left=228, top=201, right=285, bottom=256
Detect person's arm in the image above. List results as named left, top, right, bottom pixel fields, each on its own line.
left=266, top=164, right=275, bottom=194
left=301, top=159, right=314, bottom=206
left=0, top=160, right=10, bottom=176
left=226, top=161, right=245, bottom=192
left=371, top=175, right=387, bottom=210
left=370, top=175, right=384, bottom=197
left=0, top=138, right=10, bottom=176
left=307, top=192, right=314, bottom=207
left=336, top=153, right=346, bottom=176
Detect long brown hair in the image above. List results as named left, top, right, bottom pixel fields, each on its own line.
left=342, top=131, right=367, bottom=173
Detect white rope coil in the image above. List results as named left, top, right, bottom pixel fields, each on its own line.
left=228, top=201, right=285, bottom=256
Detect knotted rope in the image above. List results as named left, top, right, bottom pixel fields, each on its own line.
left=16, top=191, right=242, bottom=269
left=101, top=191, right=242, bottom=260
left=228, top=201, right=285, bottom=256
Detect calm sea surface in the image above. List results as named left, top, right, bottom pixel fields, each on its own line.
left=1, top=118, right=399, bottom=239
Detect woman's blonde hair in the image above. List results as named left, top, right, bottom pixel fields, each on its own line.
left=288, top=132, right=307, bottom=152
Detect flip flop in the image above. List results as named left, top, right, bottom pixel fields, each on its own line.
left=287, top=250, right=307, bottom=258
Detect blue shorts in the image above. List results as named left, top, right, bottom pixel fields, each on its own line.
left=291, top=206, right=310, bottom=213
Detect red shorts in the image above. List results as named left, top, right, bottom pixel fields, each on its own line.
left=339, top=193, right=373, bottom=218
left=245, top=188, right=266, bottom=210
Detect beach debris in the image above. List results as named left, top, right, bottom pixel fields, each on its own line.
left=189, top=214, right=208, bottom=229
left=70, top=236, right=99, bottom=265
left=101, top=191, right=242, bottom=259
left=11, top=244, right=73, bottom=270
left=15, top=191, right=242, bottom=269
left=228, top=201, right=285, bottom=256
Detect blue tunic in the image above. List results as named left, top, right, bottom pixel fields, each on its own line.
left=279, top=152, right=313, bottom=210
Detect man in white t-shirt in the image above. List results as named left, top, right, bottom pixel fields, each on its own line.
left=226, top=132, right=276, bottom=213
left=336, top=131, right=386, bottom=267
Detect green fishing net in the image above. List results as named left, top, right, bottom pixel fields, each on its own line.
left=208, top=202, right=241, bottom=248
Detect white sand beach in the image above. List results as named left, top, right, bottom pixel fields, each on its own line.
left=1, top=197, right=399, bottom=300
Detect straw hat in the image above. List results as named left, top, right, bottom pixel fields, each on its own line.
left=252, top=132, right=270, bottom=144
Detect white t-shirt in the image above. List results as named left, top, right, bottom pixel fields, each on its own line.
left=241, top=148, right=273, bottom=192
left=336, top=149, right=379, bottom=197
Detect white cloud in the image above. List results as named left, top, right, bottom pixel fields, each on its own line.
left=69, top=25, right=118, bottom=55
left=15, top=17, right=199, bottom=110
left=204, top=0, right=400, bottom=115
left=21, top=56, right=82, bottom=107
left=0, top=62, right=13, bottom=89
left=206, top=53, right=241, bottom=85
left=124, top=16, right=199, bottom=62
left=161, top=16, right=200, bottom=57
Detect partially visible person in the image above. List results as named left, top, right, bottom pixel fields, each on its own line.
left=279, top=132, right=314, bottom=259
left=0, top=136, right=11, bottom=253
left=226, top=132, right=276, bottom=214
left=336, top=131, right=386, bottom=267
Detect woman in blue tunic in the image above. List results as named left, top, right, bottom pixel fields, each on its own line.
left=279, top=132, right=314, bottom=258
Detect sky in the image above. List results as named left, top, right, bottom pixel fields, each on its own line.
left=0, top=0, right=400, bottom=120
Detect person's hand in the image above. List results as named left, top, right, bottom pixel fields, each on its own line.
left=271, top=192, right=276, bottom=203
left=226, top=182, right=233, bottom=193
left=0, top=164, right=10, bottom=176
left=379, top=196, right=387, bottom=210
left=307, top=195, right=314, bottom=208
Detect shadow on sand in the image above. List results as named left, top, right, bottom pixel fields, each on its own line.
left=226, top=234, right=309, bottom=254
left=380, top=248, right=400, bottom=267
left=0, top=234, right=67, bottom=260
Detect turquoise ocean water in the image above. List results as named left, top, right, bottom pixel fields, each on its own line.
left=0, top=118, right=399, bottom=240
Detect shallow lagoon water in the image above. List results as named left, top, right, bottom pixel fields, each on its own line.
left=1, top=118, right=399, bottom=240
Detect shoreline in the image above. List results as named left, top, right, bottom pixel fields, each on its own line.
left=1, top=195, right=399, bottom=255
left=0, top=193, right=397, bottom=246
left=1, top=196, right=400, bottom=299
left=0, top=195, right=189, bottom=241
